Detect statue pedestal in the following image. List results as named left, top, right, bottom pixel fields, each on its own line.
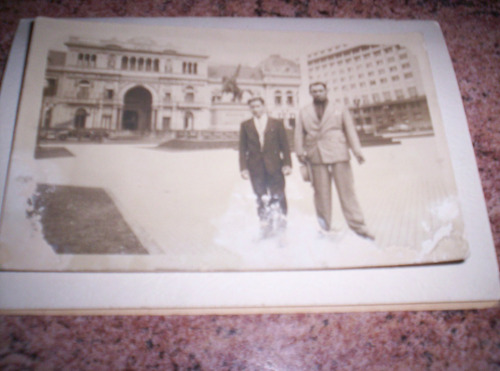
left=210, top=102, right=250, bottom=131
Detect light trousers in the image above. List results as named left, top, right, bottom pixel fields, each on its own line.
left=310, top=161, right=367, bottom=233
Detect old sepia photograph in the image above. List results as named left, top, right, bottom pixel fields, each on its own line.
left=0, top=17, right=468, bottom=272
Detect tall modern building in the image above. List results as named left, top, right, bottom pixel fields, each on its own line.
left=306, top=44, right=432, bottom=133
left=40, top=37, right=301, bottom=139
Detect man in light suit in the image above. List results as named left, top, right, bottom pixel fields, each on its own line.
left=295, top=82, right=374, bottom=239
left=239, top=97, right=292, bottom=237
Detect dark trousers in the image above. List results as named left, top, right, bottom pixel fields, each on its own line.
left=249, top=164, right=287, bottom=222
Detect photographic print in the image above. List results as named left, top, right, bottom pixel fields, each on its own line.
left=0, top=17, right=468, bottom=271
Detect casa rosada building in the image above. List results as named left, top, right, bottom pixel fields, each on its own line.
left=40, top=36, right=301, bottom=138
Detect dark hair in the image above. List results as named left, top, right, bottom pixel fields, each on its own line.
left=247, top=96, right=265, bottom=105
left=309, top=81, right=327, bottom=91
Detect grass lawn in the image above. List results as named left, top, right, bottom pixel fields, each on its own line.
left=32, top=184, right=148, bottom=254
left=35, top=146, right=74, bottom=159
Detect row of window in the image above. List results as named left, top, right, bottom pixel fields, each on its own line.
left=45, top=76, right=296, bottom=110
left=274, top=90, right=295, bottom=106
left=312, top=61, right=411, bottom=75
left=309, top=45, right=406, bottom=65
left=324, top=71, right=414, bottom=85
left=76, top=53, right=198, bottom=76
left=322, top=73, right=414, bottom=91
left=310, top=44, right=403, bottom=59
left=182, top=62, right=198, bottom=74
left=77, top=53, right=97, bottom=67
left=310, top=52, right=408, bottom=68
left=332, top=86, right=418, bottom=106
left=121, top=56, right=160, bottom=72
left=309, top=58, right=410, bottom=76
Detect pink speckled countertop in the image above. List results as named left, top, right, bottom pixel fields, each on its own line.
left=1, top=1, right=499, bottom=369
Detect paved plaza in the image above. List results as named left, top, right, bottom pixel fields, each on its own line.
left=1, top=136, right=468, bottom=271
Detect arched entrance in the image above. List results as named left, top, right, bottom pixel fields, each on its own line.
left=122, top=86, right=152, bottom=133
left=74, top=108, right=87, bottom=129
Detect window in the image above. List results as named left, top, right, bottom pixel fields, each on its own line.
left=184, top=111, right=194, bottom=130
left=275, top=90, right=282, bottom=105
left=162, top=117, right=171, bottom=131
left=146, top=58, right=152, bottom=71
left=107, top=54, right=116, bottom=68
left=43, top=108, right=52, bottom=129
left=408, top=87, right=418, bottom=97
left=372, top=93, right=380, bottom=103
left=383, top=91, right=392, bottom=101
left=185, top=86, right=195, bottom=102
left=395, top=89, right=404, bottom=99
left=77, top=80, right=90, bottom=99
left=389, top=66, right=397, bottom=72
left=164, top=59, right=172, bottom=73
left=399, top=53, right=408, bottom=60
left=130, top=57, right=136, bottom=70
left=74, top=108, right=87, bottom=128
left=138, top=58, right=144, bottom=71
left=182, top=61, right=197, bottom=74
left=392, top=75, right=400, bottom=81
left=380, top=77, right=388, bottom=84
left=370, top=80, right=376, bottom=86
left=121, top=56, right=128, bottom=70
left=404, top=72, right=413, bottom=79
left=286, top=91, right=294, bottom=106
left=44, top=78, right=58, bottom=97
left=164, top=92, right=172, bottom=103
left=154, top=59, right=159, bottom=72
left=105, top=89, right=114, bottom=99
left=101, top=115, right=112, bottom=129
left=78, top=54, right=96, bottom=68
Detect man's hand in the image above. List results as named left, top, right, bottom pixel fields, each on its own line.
left=297, top=154, right=307, bottom=164
left=282, top=166, right=292, bottom=176
left=354, top=151, right=365, bottom=164
left=241, top=170, right=250, bottom=180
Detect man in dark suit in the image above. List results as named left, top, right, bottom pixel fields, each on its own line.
left=239, top=97, right=292, bottom=237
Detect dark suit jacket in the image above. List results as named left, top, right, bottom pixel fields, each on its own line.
left=239, top=117, right=292, bottom=175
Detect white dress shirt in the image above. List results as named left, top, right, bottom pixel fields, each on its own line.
left=253, top=113, right=268, bottom=148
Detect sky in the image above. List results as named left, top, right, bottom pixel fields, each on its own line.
left=47, top=19, right=380, bottom=68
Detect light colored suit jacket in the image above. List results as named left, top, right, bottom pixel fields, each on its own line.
left=294, top=101, right=362, bottom=164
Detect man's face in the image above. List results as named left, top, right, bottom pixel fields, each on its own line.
left=310, top=84, right=327, bottom=102
left=249, top=100, right=265, bottom=118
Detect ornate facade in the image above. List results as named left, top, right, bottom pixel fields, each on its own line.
left=41, top=37, right=301, bottom=137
